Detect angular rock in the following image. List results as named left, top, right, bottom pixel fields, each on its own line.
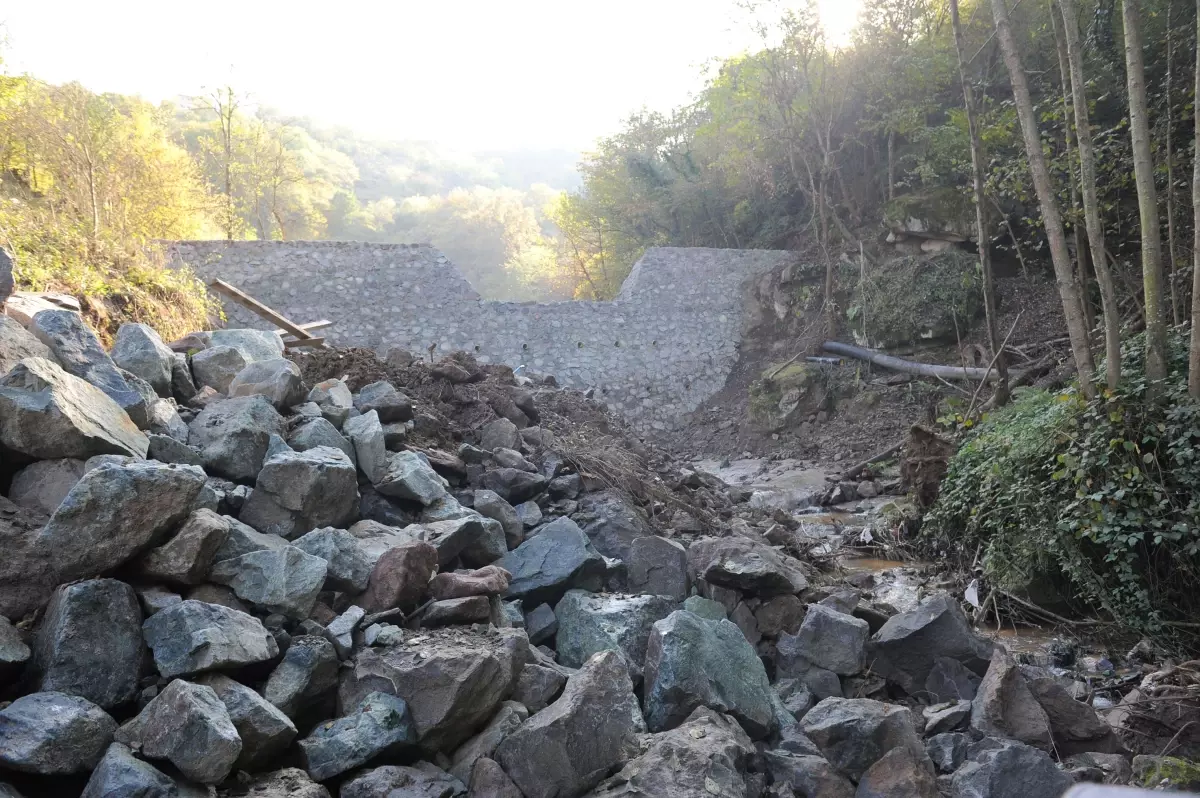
left=211, top=545, right=328, bottom=619
left=855, top=744, right=939, bottom=798
left=324, top=605, right=364, bottom=658
left=480, top=468, right=546, bottom=504
left=524, top=603, right=558, bottom=645
left=496, top=650, right=644, bottom=798
left=142, top=600, right=278, bottom=678
left=342, top=764, right=464, bottom=798
left=309, top=378, right=354, bottom=409
left=228, top=358, right=306, bottom=410
left=410, top=516, right=490, bottom=568
left=682, top=595, right=727, bottom=621
left=377, top=451, right=448, bottom=505
left=461, top=516, right=507, bottom=567
left=950, top=740, right=1072, bottom=798
left=361, top=540, right=439, bottom=612
left=139, top=508, right=230, bottom=585
left=480, top=418, right=520, bottom=452
left=339, top=626, right=527, bottom=753
left=299, top=691, right=416, bottom=781
left=924, top=655, right=982, bottom=703
left=492, top=447, right=536, bottom=472
left=687, top=536, right=808, bottom=597
left=499, top=517, right=605, bottom=607
left=643, top=610, right=778, bottom=739
left=763, top=751, right=855, bottom=798
left=970, top=649, right=1053, bottom=750
left=467, top=758, right=522, bottom=798
left=867, top=593, right=993, bottom=696
left=0, top=614, right=30, bottom=677
left=209, top=328, right=285, bottom=363
left=1026, top=675, right=1110, bottom=748
left=925, top=732, right=969, bottom=774
left=513, top=663, right=567, bottom=714
left=115, top=679, right=241, bottom=784
left=354, top=381, right=414, bottom=423
left=40, top=461, right=206, bottom=582
left=264, top=634, right=340, bottom=719
left=0, top=314, right=52, bottom=377
left=31, top=310, right=147, bottom=425
left=80, top=742, right=183, bottom=798
left=800, top=697, right=925, bottom=781
left=785, top=602, right=869, bottom=676
left=288, top=417, right=355, bottom=464
left=32, top=579, right=142, bottom=710
left=215, top=516, right=289, bottom=561
left=429, top=566, right=512, bottom=600
left=589, top=706, right=756, bottom=798
left=239, top=446, right=358, bottom=539
left=449, top=700, right=529, bottom=785
left=9, top=458, right=84, bottom=517
left=346, top=410, right=388, bottom=483
left=147, top=432, right=204, bottom=466
left=924, top=700, right=972, bottom=735
left=189, top=395, right=285, bottom=482
left=422, top=596, right=492, bottom=627
left=197, top=673, right=298, bottom=772
left=112, top=323, right=174, bottom=397
left=0, top=357, right=148, bottom=459
left=218, top=768, right=331, bottom=798
left=626, top=535, right=688, bottom=601
left=0, top=692, right=116, bottom=775
left=515, top=500, right=542, bottom=529
left=190, top=345, right=247, bottom=394
left=294, top=526, right=373, bottom=593
left=472, top=489, right=522, bottom=549
left=555, top=590, right=677, bottom=680
left=171, top=353, right=198, bottom=404
left=755, top=594, right=806, bottom=637
left=575, top=491, right=650, bottom=562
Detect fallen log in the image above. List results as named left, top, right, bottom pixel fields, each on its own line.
left=821, top=340, right=1009, bottom=382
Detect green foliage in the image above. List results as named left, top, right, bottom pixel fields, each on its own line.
left=925, top=332, right=1200, bottom=651
left=850, top=250, right=983, bottom=347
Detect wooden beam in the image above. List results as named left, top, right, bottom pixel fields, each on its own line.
left=209, top=279, right=315, bottom=342
left=273, top=319, right=333, bottom=337
left=284, top=336, right=325, bottom=349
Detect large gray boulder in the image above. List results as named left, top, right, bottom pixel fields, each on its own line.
left=228, top=358, right=306, bottom=410
left=448, top=701, right=529, bottom=785
left=32, top=579, right=142, bottom=710
left=556, top=590, right=677, bottom=680
left=40, top=461, right=207, bottom=582
left=575, top=490, right=651, bottom=561
left=1026, top=675, right=1112, bottom=752
left=587, top=706, right=756, bottom=798
left=376, top=451, right=448, bottom=505
left=288, top=417, right=355, bottom=464
left=763, top=751, right=855, bottom=798
left=239, top=446, right=358, bottom=539
left=867, top=593, right=993, bottom=696
left=0, top=615, right=30, bottom=678
left=480, top=468, right=547, bottom=504
left=115, top=679, right=241, bottom=784
left=855, top=744, right=940, bottom=798
left=0, top=692, right=116, bottom=775
left=0, top=314, right=53, bottom=377
left=264, top=635, right=340, bottom=720
left=112, top=323, right=174, bottom=397
left=0, top=357, right=148, bottom=459
left=345, top=410, right=388, bottom=484
left=190, top=345, right=247, bottom=393
left=499, top=517, right=605, bottom=607
left=222, top=769, right=330, bottom=798
left=171, top=353, right=198, bottom=404
left=687, top=536, right=808, bottom=596
left=480, top=418, right=520, bottom=451
left=142, top=600, right=278, bottom=678
left=472, top=489, right=522, bottom=549
left=188, top=395, right=286, bottom=482
left=196, top=673, right=298, bottom=772
left=799, top=698, right=926, bottom=781
left=496, top=650, right=645, bottom=798
left=0, top=496, right=62, bottom=621
left=950, top=740, right=1072, bottom=798
left=298, top=691, right=417, bottom=781
left=8, top=458, right=84, bottom=515
left=338, top=626, right=527, bottom=753
left=970, top=648, right=1053, bottom=749
left=354, top=381, right=413, bottom=423
left=626, top=536, right=689, bottom=601
left=139, top=508, right=230, bottom=585
left=30, top=310, right=148, bottom=425
left=294, top=526, right=373, bottom=593
left=80, top=742, right=187, bottom=798
left=210, top=545, right=328, bottom=619
left=643, top=610, right=778, bottom=739
left=342, top=765, right=464, bottom=798
left=209, top=328, right=285, bottom=363
left=780, top=602, right=869, bottom=676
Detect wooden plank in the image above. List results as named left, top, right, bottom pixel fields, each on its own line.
left=284, top=336, right=325, bottom=349
left=273, top=319, right=334, bottom=337
left=209, top=279, right=316, bottom=341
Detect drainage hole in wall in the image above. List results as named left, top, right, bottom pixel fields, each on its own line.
left=474, top=345, right=481, bottom=352
left=614, top=340, right=621, bottom=347
left=522, top=343, right=528, bottom=351
left=577, top=342, right=583, bottom=348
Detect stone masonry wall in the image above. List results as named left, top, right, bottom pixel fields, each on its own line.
left=168, top=242, right=794, bottom=431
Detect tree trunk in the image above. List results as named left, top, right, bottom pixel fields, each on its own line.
left=990, top=0, right=1097, bottom=398
left=887, top=130, right=895, bottom=203
left=1166, top=0, right=1182, bottom=325
left=1059, top=0, right=1123, bottom=387
left=1189, top=0, right=1200, bottom=396
left=951, top=0, right=1009, bottom=405
left=1123, top=0, right=1169, bottom=388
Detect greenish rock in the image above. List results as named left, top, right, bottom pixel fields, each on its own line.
left=682, top=595, right=727, bottom=621
left=883, top=188, right=975, bottom=241
left=852, top=250, right=982, bottom=349
left=554, top=590, right=678, bottom=680
left=298, top=691, right=416, bottom=781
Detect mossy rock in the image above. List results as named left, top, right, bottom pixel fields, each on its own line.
left=850, top=250, right=982, bottom=349
left=1135, top=756, right=1200, bottom=790
left=883, top=187, right=975, bottom=241
left=749, top=362, right=816, bottom=430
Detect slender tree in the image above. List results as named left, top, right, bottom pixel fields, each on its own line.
left=1189, top=0, right=1200, bottom=396
left=1059, top=0, right=1123, bottom=387
left=950, top=0, right=1009, bottom=405
left=1166, top=0, right=1182, bottom=325
left=989, top=0, right=1097, bottom=398
left=1122, top=0, right=1168, bottom=388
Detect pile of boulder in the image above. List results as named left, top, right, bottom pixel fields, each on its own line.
left=0, top=311, right=1155, bottom=797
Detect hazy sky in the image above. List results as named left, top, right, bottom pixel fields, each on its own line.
left=2, top=1, right=861, bottom=152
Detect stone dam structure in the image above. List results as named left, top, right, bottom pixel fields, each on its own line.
left=168, top=242, right=795, bottom=431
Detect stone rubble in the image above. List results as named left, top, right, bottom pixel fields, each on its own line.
left=0, top=312, right=1158, bottom=797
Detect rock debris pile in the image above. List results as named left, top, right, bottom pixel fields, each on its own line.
left=0, top=312, right=1162, bottom=797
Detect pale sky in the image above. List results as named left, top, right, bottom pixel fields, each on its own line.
left=2, top=0, right=862, bottom=152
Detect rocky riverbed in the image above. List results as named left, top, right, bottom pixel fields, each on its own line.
left=0, top=312, right=1196, bottom=797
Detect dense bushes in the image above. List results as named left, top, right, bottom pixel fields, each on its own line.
left=924, top=332, right=1200, bottom=651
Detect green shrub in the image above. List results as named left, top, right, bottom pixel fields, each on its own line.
left=847, top=250, right=982, bottom=348
left=924, top=332, right=1200, bottom=652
